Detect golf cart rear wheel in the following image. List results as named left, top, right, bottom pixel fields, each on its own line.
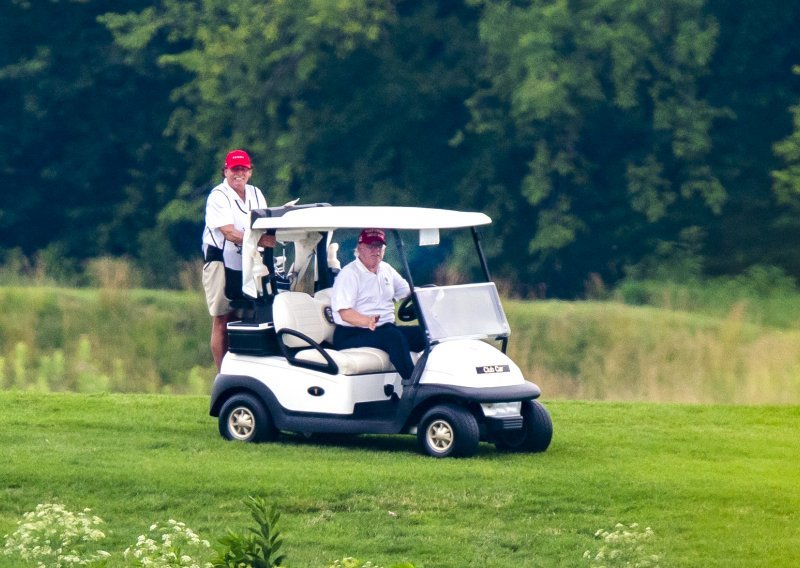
left=494, top=400, right=552, bottom=453
left=218, top=393, right=278, bottom=443
left=417, top=404, right=480, bottom=458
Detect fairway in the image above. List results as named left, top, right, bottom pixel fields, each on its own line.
left=1, top=392, right=798, bottom=567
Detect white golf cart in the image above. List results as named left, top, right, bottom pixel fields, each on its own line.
left=209, top=203, right=552, bottom=457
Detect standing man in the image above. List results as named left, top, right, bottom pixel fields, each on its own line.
left=202, top=149, right=275, bottom=370
left=331, top=229, right=426, bottom=381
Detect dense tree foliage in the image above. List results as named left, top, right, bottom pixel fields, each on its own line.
left=707, top=0, right=800, bottom=277
left=0, top=0, right=184, bottom=283
left=464, top=0, right=725, bottom=294
left=2, top=0, right=800, bottom=295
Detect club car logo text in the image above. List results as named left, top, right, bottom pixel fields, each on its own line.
left=476, top=364, right=510, bottom=374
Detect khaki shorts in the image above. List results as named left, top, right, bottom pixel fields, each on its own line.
left=202, top=260, right=230, bottom=317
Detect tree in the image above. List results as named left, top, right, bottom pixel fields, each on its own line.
left=102, top=0, right=485, bottom=283
left=706, top=0, right=800, bottom=278
left=0, top=0, right=182, bottom=272
left=773, top=69, right=800, bottom=205
left=463, top=0, right=724, bottom=295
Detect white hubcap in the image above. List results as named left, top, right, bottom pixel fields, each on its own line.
left=228, top=407, right=255, bottom=440
left=426, top=419, right=454, bottom=453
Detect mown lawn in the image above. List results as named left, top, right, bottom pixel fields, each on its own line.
left=1, top=392, right=798, bottom=567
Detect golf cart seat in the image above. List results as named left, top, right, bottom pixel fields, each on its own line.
left=272, top=291, right=397, bottom=375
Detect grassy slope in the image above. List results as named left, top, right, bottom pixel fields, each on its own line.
left=3, top=286, right=800, bottom=404
left=506, top=299, right=800, bottom=404
left=1, top=392, right=798, bottom=567
left=0, top=286, right=213, bottom=393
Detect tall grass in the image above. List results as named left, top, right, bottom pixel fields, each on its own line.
left=0, top=286, right=212, bottom=394
left=3, top=272, right=800, bottom=403
left=0, top=249, right=202, bottom=291
left=614, top=265, right=800, bottom=329
left=506, top=300, right=800, bottom=404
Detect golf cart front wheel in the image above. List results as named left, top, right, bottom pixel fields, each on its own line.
left=218, top=393, right=278, bottom=443
left=494, top=400, right=552, bottom=453
left=417, top=404, right=480, bottom=458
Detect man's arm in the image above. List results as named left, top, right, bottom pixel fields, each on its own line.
left=338, top=309, right=379, bottom=331
left=218, top=225, right=275, bottom=248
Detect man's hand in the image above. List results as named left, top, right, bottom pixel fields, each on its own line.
left=258, top=233, right=276, bottom=248
left=338, top=309, right=379, bottom=330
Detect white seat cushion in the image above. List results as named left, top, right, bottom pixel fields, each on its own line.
left=275, top=289, right=422, bottom=375
left=314, top=287, right=333, bottom=306
left=295, top=347, right=394, bottom=375
left=273, top=291, right=334, bottom=348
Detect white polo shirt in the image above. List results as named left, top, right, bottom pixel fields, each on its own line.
left=202, top=180, right=267, bottom=270
left=331, top=257, right=411, bottom=326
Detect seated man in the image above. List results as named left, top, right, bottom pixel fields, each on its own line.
left=331, top=228, right=426, bottom=381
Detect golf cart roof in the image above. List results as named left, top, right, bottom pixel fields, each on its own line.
left=251, top=205, right=492, bottom=231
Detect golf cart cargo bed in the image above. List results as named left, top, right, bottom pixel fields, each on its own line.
left=227, top=322, right=280, bottom=356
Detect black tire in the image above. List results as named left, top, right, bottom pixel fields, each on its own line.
left=417, top=404, right=480, bottom=458
left=495, top=400, right=552, bottom=453
left=218, top=393, right=278, bottom=443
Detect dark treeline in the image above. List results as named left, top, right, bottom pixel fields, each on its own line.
left=2, top=0, right=800, bottom=297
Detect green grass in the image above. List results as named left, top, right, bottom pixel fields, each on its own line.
left=614, top=268, right=800, bottom=330
left=1, top=392, right=798, bottom=567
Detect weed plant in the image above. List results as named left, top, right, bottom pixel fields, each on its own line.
left=2, top=497, right=414, bottom=568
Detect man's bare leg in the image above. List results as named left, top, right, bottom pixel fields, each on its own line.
left=211, top=313, right=231, bottom=370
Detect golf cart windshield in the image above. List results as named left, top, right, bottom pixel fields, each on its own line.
left=415, top=282, right=510, bottom=343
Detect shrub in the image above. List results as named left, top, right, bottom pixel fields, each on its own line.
left=212, top=496, right=286, bottom=568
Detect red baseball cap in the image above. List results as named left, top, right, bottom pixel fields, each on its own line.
left=224, top=149, right=252, bottom=169
left=358, top=228, right=386, bottom=245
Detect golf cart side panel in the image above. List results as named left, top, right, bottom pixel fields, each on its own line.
left=210, top=374, right=404, bottom=435
left=273, top=408, right=404, bottom=435
left=219, top=354, right=394, bottom=415
left=210, top=374, right=281, bottom=417
left=412, top=382, right=541, bottom=403
left=420, top=340, right=526, bottom=389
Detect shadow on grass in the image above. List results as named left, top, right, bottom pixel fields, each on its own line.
left=279, top=432, right=418, bottom=453
left=274, top=431, right=502, bottom=458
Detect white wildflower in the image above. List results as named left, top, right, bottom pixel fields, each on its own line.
left=2, top=503, right=107, bottom=568
left=584, top=522, right=660, bottom=567
left=124, top=519, right=211, bottom=567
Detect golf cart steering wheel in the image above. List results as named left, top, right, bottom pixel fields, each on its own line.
left=397, top=295, right=417, bottom=322
left=397, top=284, right=436, bottom=322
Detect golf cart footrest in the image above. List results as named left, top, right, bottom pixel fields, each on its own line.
left=486, top=415, right=524, bottom=433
